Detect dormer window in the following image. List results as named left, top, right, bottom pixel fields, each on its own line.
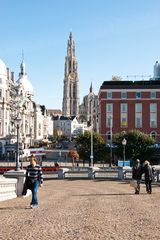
left=107, top=91, right=112, bottom=99
left=136, top=92, right=141, bottom=99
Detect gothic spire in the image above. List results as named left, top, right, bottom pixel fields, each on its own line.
left=90, top=82, right=93, bottom=93
left=20, top=50, right=26, bottom=76
left=67, top=32, right=75, bottom=57
left=62, top=32, right=80, bottom=117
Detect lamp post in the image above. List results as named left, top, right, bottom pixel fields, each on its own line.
left=30, top=125, right=33, bottom=147
left=90, top=99, right=93, bottom=167
left=15, top=115, right=22, bottom=171
left=122, top=138, right=127, bottom=167
left=109, top=115, right=112, bottom=167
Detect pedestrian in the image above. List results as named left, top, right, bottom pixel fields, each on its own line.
left=142, top=160, right=154, bottom=194
left=132, top=159, right=142, bottom=194
left=25, top=154, right=43, bottom=208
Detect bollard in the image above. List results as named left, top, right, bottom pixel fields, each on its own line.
left=58, top=168, right=69, bottom=179
left=118, top=167, right=124, bottom=180
left=88, top=167, right=95, bottom=180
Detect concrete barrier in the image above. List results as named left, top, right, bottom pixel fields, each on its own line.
left=0, top=176, right=17, bottom=202
left=3, top=170, right=26, bottom=196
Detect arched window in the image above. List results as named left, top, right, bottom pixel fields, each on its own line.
left=150, top=131, right=157, bottom=140
left=106, top=131, right=112, bottom=141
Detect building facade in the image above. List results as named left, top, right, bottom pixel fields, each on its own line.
left=53, top=115, right=89, bottom=139
left=0, top=58, right=53, bottom=159
left=62, top=32, right=80, bottom=117
left=99, top=78, right=160, bottom=143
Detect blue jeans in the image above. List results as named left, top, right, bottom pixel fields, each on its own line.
left=31, top=180, right=40, bottom=205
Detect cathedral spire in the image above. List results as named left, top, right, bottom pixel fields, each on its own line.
left=62, top=33, right=80, bottom=117
left=67, top=32, right=75, bottom=57
left=90, top=82, right=93, bottom=93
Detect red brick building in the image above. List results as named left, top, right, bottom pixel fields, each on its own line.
left=98, top=80, right=160, bottom=143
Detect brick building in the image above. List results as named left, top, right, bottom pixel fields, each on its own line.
left=99, top=79, right=160, bottom=144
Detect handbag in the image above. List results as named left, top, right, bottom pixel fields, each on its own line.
left=130, top=180, right=137, bottom=188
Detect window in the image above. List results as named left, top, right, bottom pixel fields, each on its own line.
left=107, top=91, right=112, bottom=99
left=121, top=104, right=127, bottom=128
left=38, top=123, right=41, bottom=136
left=135, top=114, right=142, bottom=128
left=135, top=103, right=142, bottom=113
left=106, top=104, right=113, bottom=128
left=121, top=92, right=127, bottom=99
left=136, top=92, right=141, bottom=99
left=150, top=103, right=157, bottom=112
left=150, top=91, right=156, bottom=99
left=121, top=104, right=127, bottom=113
left=0, top=89, right=2, bottom=99
left=135, top=103, right=142, bottom=128
left=106, top=104, right=113, bottom=113
left=150, top=131, right=157, bottom=140
left=150, top=103, right=157, bottom=128
left=150, top=116, right=157, bottom=128
left=106, top=131, right=112, bottom=141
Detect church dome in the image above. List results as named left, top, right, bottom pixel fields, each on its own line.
left=0, top=59, right=7, bottom=77
left=17, top=74, right=33, bottom=94
left=17, top=61, right=33, bottom=94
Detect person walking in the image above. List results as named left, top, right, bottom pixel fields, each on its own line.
left=25, top=155, right=43, bottom=208
left=132, top=159, right=142, bottom=194
left=142, top=160, right=154, bottom=194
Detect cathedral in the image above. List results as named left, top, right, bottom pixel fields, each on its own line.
left=62, top=32, right=98, bottom=132
left=79, top=83, right=99, bottom=132
left=62, top=32, right=80, bottom=117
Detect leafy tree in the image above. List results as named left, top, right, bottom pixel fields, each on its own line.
left=68, top=148, right=79, bottom=167
left=75, top=131, right=108, bottom=165
left=113, top=130, right=155, bottom=164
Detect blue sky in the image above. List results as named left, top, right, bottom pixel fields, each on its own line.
left=0, top=0, right=160, bottom=109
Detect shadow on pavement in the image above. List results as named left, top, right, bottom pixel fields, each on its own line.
left=72, top=193, right=146, bottom=197
left=0, top=206, right=31, bottom=210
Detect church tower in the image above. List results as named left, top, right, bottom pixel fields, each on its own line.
left=62, top=32, right=80, bottom=117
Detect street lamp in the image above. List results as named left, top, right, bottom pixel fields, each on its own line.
left=90, top=98, right=93, bottom=167
left=30, top=125, right=33, bottom=147
left=109, top=115, right=113, bottom=167
left=14, top=115, right=22, bottom=171
left=122, top=138, right=127, bottom=167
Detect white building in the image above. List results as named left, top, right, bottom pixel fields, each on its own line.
left=53, top=115, right=88, bottom=139
left=0, top=58, right=53, bottom=159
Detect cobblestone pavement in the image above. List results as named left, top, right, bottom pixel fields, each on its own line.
left=0, top=180, right=160, bottom=240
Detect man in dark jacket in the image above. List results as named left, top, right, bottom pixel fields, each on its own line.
left=132, top=159, right=142, bottom=194
left=142, top=160, right=154, bottom=194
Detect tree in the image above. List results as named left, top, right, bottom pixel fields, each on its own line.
left=68, top=148, right=79, bottom=167
left=75, top=131, right=108, bottom=165
left=113, top=130, right=155, bottom=164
